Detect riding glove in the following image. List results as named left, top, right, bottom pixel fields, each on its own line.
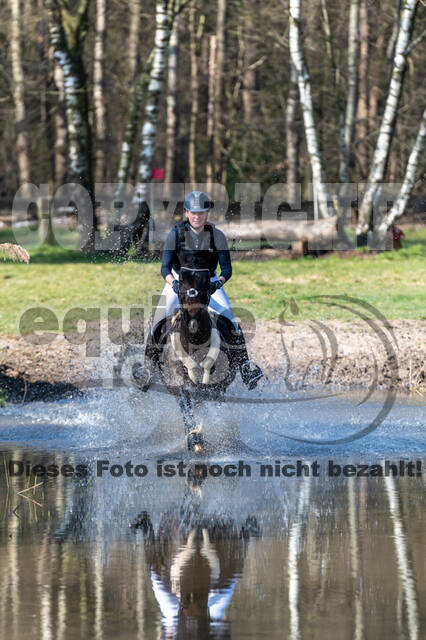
left=209, top=280, right=222, bottom=295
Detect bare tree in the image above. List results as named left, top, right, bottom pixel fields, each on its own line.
left=47, top=0, right=95, bottom=252
left=285, top=63, right=300, bottom=206
left=128, top=0, right=142, bottom=80
left=386, top=0, right=402, bottom=83
left=242, top=0, right=258, bottom=128
left=128, top=1, right=187, bottom=253
left=206, top=35, right=216, bottom=187
left=52, top=57, right=68, bottom=186
left=289, top=0, right=334, bottom=218
left=8, top=0, right=30, bottom=188
left=320, top=0, right=346, bottom=174
left=356, top=0, right=369, bottom=178
left=115, top=49, right=154, bottom=195
left=340, top=0, right=359, bottom=182
left=94, top=0, right=107, bottom=182
left=357, top=0, right=418, bottom=241
left=379, top=105, right=426, bottom=236
left=47, top=0, right=93, bottom=194
left=135, top=1, right=170, bottom=189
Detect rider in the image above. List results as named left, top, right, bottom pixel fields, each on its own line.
left=137, top=190, right=263, bottom=390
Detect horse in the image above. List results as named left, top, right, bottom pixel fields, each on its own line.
left=147, top=267, right=238, bottom=452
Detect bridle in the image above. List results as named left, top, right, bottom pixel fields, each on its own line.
left=179, top=267, right=211, bottom=300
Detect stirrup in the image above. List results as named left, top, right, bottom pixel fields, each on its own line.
left=131, top=364, right=151, bottom=392
left=241, top=361, right=263, bottom=390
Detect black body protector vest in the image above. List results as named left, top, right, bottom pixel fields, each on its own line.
left=173, top=221, right=219, bottom=276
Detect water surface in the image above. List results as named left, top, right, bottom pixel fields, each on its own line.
left=0, top=387, right=424, bottom=639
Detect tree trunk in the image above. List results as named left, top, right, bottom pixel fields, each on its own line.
left=387, top=1, right=401, bottom=83
left=285, top=63, right=300, bottom=207
left=47, top=0, right=94, bottom=251
left=188, top=5, right=205, bottom=183
left=289, top=0, right=334, bottom=218
left=213, top=0, right=227, bottom=182
left=378, top=105, right=426, bottom=235
left=38, top=0, right=56, bottom=245
left=8, top=0, right=30, bottom=188
left=242, top=0, right=257, bottom=126
left=356, top=0, right=369, bottom=178
left=368, top=31, right=385, bottom=129
left=135, top=1, right=170, bottom=187
left=241, top=0, right=258, bottom=164
left=128, top=0, right=142, bottom=80
left=94, top=0, right=107, bottom=183
left=126, top=0, right=170, bottom=254
left=53, top=59, right=68, bottom=185
left=357, top=0, right=418, bottom=239
left=206, top=35, right=216, bottom=187
left=38, top=0, right=56, bottom=187
left=164, top=15, right=180, bottom=187
left=115, top=48, right=154, bottom=195
left=320, top=0, right=346, bottom=176
left=340, top=0, right=359, bottom=182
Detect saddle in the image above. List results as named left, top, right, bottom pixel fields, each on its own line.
left=152, top=312, right=236, bottom=354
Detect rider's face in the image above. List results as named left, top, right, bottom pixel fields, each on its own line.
left=185, top=209, right=208, bottom=230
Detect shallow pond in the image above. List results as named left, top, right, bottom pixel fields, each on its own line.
left=0, top=386, right=424, bottom=639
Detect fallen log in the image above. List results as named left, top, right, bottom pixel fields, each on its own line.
left=149, top=217, right=338, bottom=248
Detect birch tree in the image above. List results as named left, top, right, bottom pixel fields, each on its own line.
left=129, top=1, right=187, bottom=253
left=94, top=0, right=107, bottom=182
left=134, top=1, right=170, bottom=192
left=340, top=0, right=359, bottom=182
left=356, top=0, right=418, bottom=240
left=47, top=0, right=95, bottom=252
left=378, top=105, right=426, bottom=236
left=53, top=57, right=68, bottom=186
left=115, top=49, right=154, bottom=194
left=47, top=0, right=93, bottom=194
left=289, top=0, right=334, bottom=218
left=8, top=0, right=30, bottom=188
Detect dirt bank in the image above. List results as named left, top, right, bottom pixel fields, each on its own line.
left=0, top=319, right=424, bottom=404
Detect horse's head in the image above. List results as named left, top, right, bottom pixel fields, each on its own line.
left=178, top=267, right=211, bottom=315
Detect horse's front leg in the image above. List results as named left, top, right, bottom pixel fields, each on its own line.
left=177, top=391, right=204, bottom=453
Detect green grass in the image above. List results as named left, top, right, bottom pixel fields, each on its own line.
left=1, top=228, right=425, bottom=333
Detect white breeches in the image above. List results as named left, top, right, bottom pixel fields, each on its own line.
left=152, top=271, right=237, bottom=334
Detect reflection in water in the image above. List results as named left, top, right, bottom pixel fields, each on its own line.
left=0, top=449, right=424, bottom=640
left=134, top=499, right=258, bottom=639
left=288, top=474, right=310, bottom=640
left=348, top=477, right=363, bottom=640
left=385, top=474, right=419, bottom=640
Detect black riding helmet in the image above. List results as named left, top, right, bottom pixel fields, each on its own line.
left=183, top=190, right=213, bottom=213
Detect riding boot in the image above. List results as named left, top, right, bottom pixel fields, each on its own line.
left=217, top=317, right=263, bottom=390
left=131, top=330, right=159, bottom=392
